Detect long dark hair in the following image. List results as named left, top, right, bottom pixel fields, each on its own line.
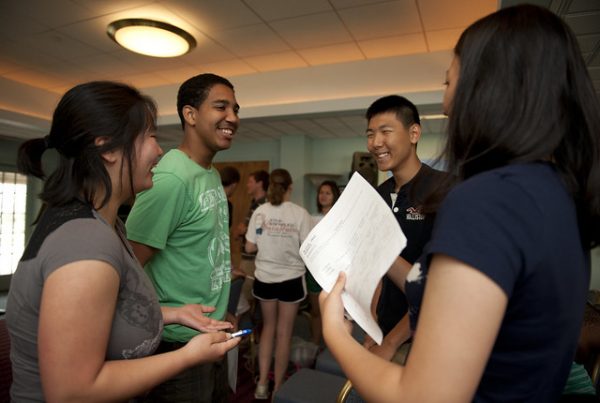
left=317, top=180, right=341, bottom=213
left=17, top=81, right=157, bottom=210
left=268, top=169, right=292, bottom=206
left=440, top=5, right=600, bottom=248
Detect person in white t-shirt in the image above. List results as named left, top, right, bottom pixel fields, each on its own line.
left=245, top=169, right=312, bottom=399
left=307, top=180, right=340, bottom=345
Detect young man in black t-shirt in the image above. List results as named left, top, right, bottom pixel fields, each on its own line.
left=363, top=95, right=445, bottom=362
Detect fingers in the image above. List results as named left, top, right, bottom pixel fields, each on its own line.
left=209, top=331, right=241, bottom=351
left=319, top=271, right=346, bottom=305
left=332, top=271, right=346, bottom=294
left=199, top=305, right=216, bottom=313
left=198, top=320, right=234, bottom=333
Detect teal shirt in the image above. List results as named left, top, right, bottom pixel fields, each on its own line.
left=126, top=149, right=231, bottom=342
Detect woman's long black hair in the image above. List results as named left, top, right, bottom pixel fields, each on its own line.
left=17, top=81, right=157, bottom=211
left=438, top=5, right=600, bottom=248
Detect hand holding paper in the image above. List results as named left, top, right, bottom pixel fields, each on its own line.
left=300, top=172, right=406, bottom=344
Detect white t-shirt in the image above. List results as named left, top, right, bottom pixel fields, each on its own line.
left=246, top=201, right=312, bottom=283
left=311, top=213, right=324, bottom=227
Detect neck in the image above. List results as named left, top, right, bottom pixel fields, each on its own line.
left=253, top=189, right=266, bottom=201
left=283, top=190, right=292, bottom=202
left=178, top=136, right=214, bottom=169
left=321, top=206, right=331, bottom=215
left=392, top=158, right=422, bottom=192
left=94, top=193, right=120, bottom=226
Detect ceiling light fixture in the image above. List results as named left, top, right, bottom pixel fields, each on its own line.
left=107, top=18, right=196, bottom=58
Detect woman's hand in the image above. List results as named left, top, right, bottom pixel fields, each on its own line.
left=162, top=305, right=233, bottom=333
left=183, top=332, right=240, bottom=367
left=319, top=272, right=350, bottom=340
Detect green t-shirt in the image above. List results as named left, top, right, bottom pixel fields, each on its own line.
left=126, top=149, right=231, bottom=342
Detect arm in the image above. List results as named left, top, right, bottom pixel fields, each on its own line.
left=130, top=237, right=232, bottom=333
left=245, top=240, right=257, bottom=254
left=386, top=255, right=413, bottom=292
left=363, top=281, right=382, bottom=350
left=234, top=221, right=248, bottom=240
left=38, top=260, right=239, bottom=402
left=129, top=240, right=158, bottom=267
left=367, top=314, right=411, bottom=361
left=320, top=254, right=507, bottom=403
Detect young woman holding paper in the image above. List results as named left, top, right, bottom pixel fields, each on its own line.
left=319, top=4, right=600, bottom=402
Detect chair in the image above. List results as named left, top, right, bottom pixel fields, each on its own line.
left=336, top=379, right=354, bottom=403
left=0, top=317, right=12, bottom=402
left=315, top=348, right=344, bottom=377
left=314, top=325, right=366, bottom=377
left=272, top=368, right=347, bottom=403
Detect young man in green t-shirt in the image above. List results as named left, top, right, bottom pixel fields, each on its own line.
left=126, top=73, right=240, bottom=402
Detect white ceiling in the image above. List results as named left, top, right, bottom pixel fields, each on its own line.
left=0, top=0, right=597, bottom=146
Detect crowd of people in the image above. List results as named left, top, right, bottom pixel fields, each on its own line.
left=4, top=3, right=600, bottom=403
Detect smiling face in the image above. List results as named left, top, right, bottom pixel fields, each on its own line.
left=132, top=129, right=163, bottom=194
left=366, top=111, right=420, bottom=177
left=186, top=83, right=240, bottom=155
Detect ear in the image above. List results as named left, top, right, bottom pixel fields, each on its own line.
left=409, top=123, right=421, bottom=144
left=95, top=136, right=118, bottom=163
left=182, top=105, right=197, bottom=126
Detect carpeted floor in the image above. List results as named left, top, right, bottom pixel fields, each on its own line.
left=228, top=309, right=317, bottom=402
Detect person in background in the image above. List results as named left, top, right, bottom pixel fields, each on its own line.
left=219, top=165, right=240, bottom=229
left=126, top=73, right=240, bottom=402
left=235, top=170, right=270, bottom=308
left=320, top=4, right=600, bottom=402
left=307, top=180, right=341, bottom=345
left=313, top=180, right=340, bottom=223
left=364, top=95, right=445, bottom=364
left=7, top=81, right=239, bottom=402
left=245, top=169, right=312, bottom=399
left=218, top=166, right=245, bottom=321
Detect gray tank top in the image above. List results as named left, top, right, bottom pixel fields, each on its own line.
left=6, top=201, right=163, bottom=402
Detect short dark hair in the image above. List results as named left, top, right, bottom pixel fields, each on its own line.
left=444, top=4, right=600, bottom=247
left=17, top=81, right=157, bottom=209
left=366, top=95, right=420, bottom=128
left=220, top=166, right=240, bottom=186
left=268, top=169, right=291, bottom=206
left=177, top=73, right=234, bottom=129
left=250, top=170, right=270, bottom=192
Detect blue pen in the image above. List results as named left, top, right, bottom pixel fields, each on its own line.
left=229, top=329, right=252, bottom=338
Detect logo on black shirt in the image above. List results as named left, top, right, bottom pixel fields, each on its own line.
left=406, top=207, right=425, bottom=221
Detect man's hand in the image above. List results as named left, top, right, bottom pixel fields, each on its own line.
left=162, top=305, right=233, bottom=333
left=366, top=336, right=397, bottom=361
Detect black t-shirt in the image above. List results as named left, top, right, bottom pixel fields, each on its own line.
left=376, top=164, right=445, bottom=335
left=405, top=162, right=589, bottom=401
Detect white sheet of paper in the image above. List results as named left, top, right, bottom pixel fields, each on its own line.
left=300, top=172, right=406, bottom=345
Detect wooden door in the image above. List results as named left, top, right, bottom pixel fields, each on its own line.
left=214, top=160, right=269, bottom=269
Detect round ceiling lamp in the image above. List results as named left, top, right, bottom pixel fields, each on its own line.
left=107, top=18, right=196, bottom=58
